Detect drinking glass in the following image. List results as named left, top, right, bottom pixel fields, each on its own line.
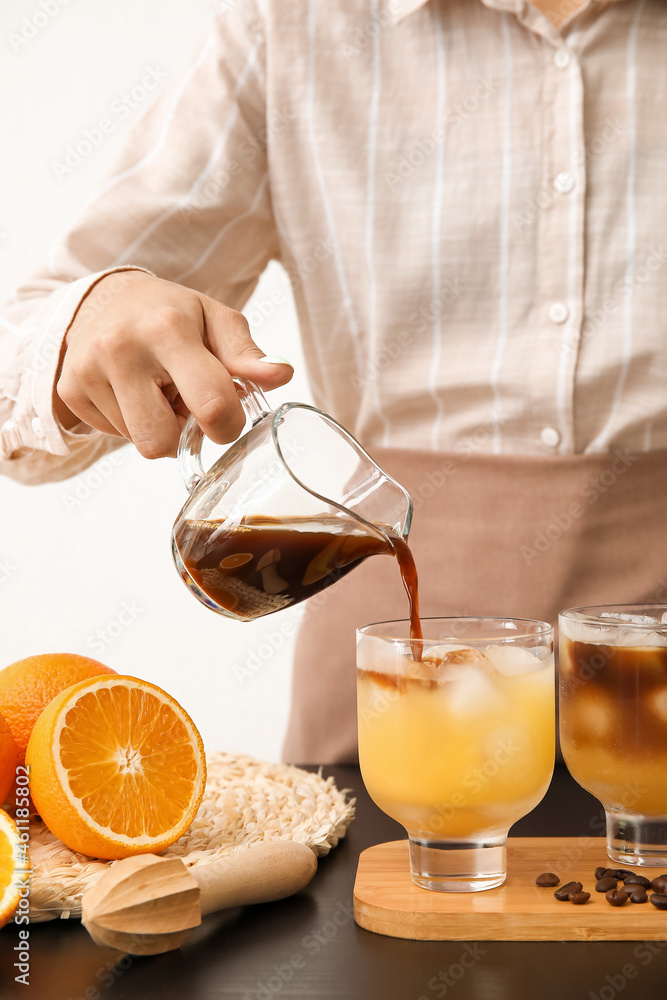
left=357, top=617, right=555, bottom=892
left=559, top=604, right=667, bottom=867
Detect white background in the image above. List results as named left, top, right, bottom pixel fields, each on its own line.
left=0, top=0, right=314, bottom=760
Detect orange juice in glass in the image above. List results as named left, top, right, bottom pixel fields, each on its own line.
left=357, top=617, right=555, bottom=891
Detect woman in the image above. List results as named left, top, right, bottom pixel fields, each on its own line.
left=1, top=0, right=665, bottom=761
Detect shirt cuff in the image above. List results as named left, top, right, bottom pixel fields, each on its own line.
left=1, top=267, right=152, bottom=460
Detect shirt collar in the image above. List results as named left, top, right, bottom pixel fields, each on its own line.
left=391, top=0, right=626, bottom=25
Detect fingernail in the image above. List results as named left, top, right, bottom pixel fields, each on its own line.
left=259, top=355, right=294, bottom=369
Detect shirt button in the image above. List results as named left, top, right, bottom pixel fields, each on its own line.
left=554, top=172, right=575, bottom=194
left=31, top=417, right=46, bottom=439
left=548, top=302, right=569, bottom=324
left=540, top=427, right=561, bottom=448
left=554, top=49, right=570, bottom=69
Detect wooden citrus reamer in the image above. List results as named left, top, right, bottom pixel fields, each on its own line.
left=81, top=839, right=317, bottom=955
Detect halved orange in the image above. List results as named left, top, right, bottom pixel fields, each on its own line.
left=0, top=809, right=27, bottom=929
left=25, top=676, right=206, bottom=860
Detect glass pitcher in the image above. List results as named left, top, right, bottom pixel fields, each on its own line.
left=171, top=378, right=413, bottom=621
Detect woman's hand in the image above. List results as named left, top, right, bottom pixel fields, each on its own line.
left=55, top=271, right=293, bottom=458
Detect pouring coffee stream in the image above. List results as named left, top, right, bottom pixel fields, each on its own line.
left=171, top=379, right=423, bottom=647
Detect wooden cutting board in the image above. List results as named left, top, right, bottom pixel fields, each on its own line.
left=353, top=837, right=667, bottom=940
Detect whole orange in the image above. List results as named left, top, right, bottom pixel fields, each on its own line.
left=0, top=712, right=16, bottom=807
left=0, top=653, right=116, bottom=768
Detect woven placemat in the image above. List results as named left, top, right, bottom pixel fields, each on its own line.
left=27, top=751, right=355, bottom=922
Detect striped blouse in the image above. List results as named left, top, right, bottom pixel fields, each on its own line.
left=1, top=0, right=666, bottom=483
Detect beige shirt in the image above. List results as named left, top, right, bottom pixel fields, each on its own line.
left=1, top=0, right=666, bottom=484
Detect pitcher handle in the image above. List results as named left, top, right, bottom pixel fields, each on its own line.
left=178, top=377, right=272, bottom=493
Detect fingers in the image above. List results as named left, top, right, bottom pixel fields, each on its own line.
left=60, top=364, right=188, bottom=459
left=56, top=374, right=127, bottom=439
left=113, top=380, right=183, bottom=459
left=57, top=282, right=294, bottom=462
left=200, top=298, right=294, bottom=390
left=159, top=338, right=246, bottom=445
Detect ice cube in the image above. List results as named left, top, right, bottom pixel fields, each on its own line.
left=648, top=687, right=667, bottom=723
left=444, top=666, right=500, bottom=715
left=600, top=611, right=658, bottom=625
left=356, top=636, right=402, bottom=676
left=614, top=629, right=667, bottom=648
left=662, top=612, right=667, bottom=625
left=596, top=612, right=667, bottom=647
left=527, top=645, right=551, bottom=661
left=484, top=644, right=544, bottom=676
left=484, top=726, right=529, bottom=761
left=422, top=643, right=493, bottom=672
left=566, top=687, right=615, bottom=741
left=559, top=618, right=613, bottom=645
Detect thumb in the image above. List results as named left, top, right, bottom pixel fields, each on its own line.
left=201, top=296, right=294, bottom=390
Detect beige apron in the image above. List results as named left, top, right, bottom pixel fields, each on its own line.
left=282, top=447, right=667, bottom=764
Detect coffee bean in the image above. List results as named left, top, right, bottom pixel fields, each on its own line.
left=595, top=877, right=618, bottom=892
left=555, top=881, right=582, bottom=900
left=613, top=869, right=635, bottom=881
left=617, top=883, right=636, bottom=895
left=630, top=888, right=648, bottom=903
left=651, top=876, right=667, bottom=893
left=603, top=868, right=618, bottom=878
left=569, top=891, right=590, bottom=905
left=594, top=866, right=607, bottom=881
left=649, top=893, right=667, bottom=910
left=535, top=872, right=560, bottom=887
left=623, top=874, right=651, bottom=889
left=606, top=889, right=629, bottom=906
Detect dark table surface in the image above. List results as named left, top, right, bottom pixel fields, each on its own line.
left=1, top=764, right=666, bottom=1000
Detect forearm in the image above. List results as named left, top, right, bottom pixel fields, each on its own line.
left=0, top=269, right=145, bottom=484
